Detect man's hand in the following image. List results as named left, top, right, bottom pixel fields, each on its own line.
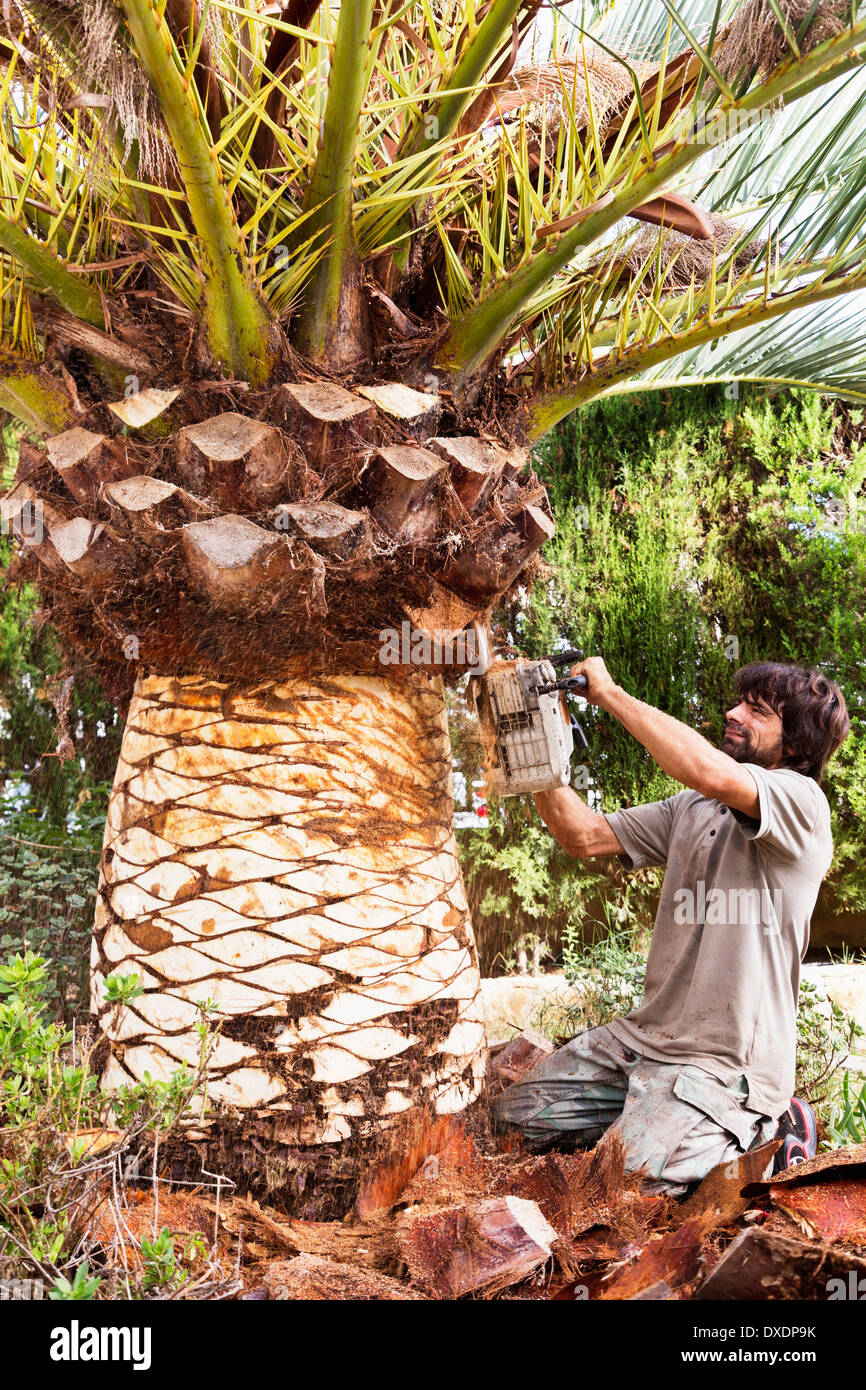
left=570, top=656, right=617, bottom=707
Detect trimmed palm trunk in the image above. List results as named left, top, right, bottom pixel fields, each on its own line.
left=93, top=671, right=485, bottom=1147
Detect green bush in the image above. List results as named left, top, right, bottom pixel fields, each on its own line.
left=794, top=979, right=864, bottom=1126
left=825, top=1071, right=866, bottom=1147
left=0, top=950, right=219, bottom=1299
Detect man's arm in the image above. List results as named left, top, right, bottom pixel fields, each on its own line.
left=574, top=658, right=760, bottom=818
left=533, top=786, right=625, bottom=858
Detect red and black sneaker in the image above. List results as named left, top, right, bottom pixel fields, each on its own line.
left=772, top=1097, right=818, bottom=1173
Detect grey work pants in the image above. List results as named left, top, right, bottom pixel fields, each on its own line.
left=491, top=1023, right=779, bottom=1191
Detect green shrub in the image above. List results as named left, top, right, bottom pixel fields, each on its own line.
left=824, top=1071, right=866, bottom=1147
left=0, top=950, right=220, bottom=1299
left=460, top=385, right=866, bottom=965
left=794, top=980, right=864, bottom=1125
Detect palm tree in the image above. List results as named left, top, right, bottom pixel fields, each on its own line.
left=1, top=0, right=865, bottom=1197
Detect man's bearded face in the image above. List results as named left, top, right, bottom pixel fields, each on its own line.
left=721, top=696, right=785, bottom=769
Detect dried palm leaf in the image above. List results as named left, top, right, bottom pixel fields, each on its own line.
left=714, top=0, right=850, bottom=85
left=625, top=212, right=764, bottom=289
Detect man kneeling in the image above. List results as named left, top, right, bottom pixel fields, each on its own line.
left=492, top=659, right=849, bottom=1192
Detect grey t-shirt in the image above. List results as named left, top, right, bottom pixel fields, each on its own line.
left=603, top=764, right=833, bottom=1117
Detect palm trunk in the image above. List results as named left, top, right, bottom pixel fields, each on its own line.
left=91, top=670, right=486, bottom=1162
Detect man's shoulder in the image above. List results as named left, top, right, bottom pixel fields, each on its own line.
left=621, top=787, right=704, bottom=825
left=746, top=763, right=829, bottom=815
left=732, top=763, right=832, bottom=864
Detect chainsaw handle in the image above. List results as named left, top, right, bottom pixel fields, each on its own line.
left=531, top=674, right=588, bottom=695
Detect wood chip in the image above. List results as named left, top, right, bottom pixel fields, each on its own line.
left=399, top=1196, right=557, bottom=1298
left=744, top=1141, right=866, bottom=1195
left=107, top=387, right=181, bottom=428
left=693, top=1227, right=866, bottom=1300
left=490, top=1027, right=555, bottom=1085
left=599, top=1219, right=705, bottom=1300
left=672, top=1139, right=781, bottom=1232
left=769, top=1175, right=866, bottom=1244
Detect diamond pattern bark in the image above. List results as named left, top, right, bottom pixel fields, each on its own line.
left=91, top=671, right=486, bottom=1146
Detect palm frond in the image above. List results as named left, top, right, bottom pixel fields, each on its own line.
left=116, top=0, right=277, bottom=383
left=293, top=0, right=377, bottom=365
left=528, top=262, right=866, bottom=434
left=438, top=14, right=866, bottom=380
left=0, top=1, right=859, bottom=426
left=603, top=294, right=866, bottom=401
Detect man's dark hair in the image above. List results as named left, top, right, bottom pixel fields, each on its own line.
left=734, top=662, right=850, bottom=783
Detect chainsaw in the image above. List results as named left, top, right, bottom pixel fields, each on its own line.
left=468, top=624, right=589, bottom=798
